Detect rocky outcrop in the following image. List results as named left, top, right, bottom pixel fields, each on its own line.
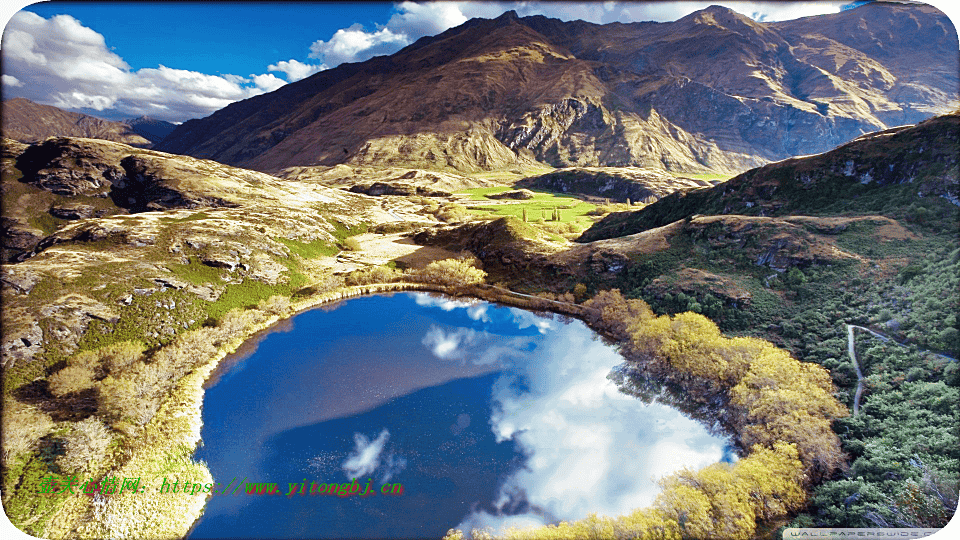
left=348, top=181, right=450, bottom=197
left=488, top=189, right=535, bottom=200
left=517, top=167, right=711, bottom=203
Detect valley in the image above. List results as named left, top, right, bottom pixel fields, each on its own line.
left=1, top=2, right=958, bottom=540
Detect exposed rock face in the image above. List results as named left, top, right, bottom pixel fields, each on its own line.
left=49, top=204, right=99, bottom=220
left=13, top=138, right=241, bottom=213
left=156, top=4, right=957, bottom=175
left=347, top=181, right=450, bottom=197
left=2, top=98, right=153, bottom=147
left=580, top=111, right=960, bottom=241
left=114, top=155, right=240, bottom=212
left=488, top=189, right=535, bottom=200
left=16, top=138, right=128, bottom=197
left=517, top=167, right=711, bottom=203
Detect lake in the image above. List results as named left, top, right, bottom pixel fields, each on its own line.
left=188, top=292, right=733, bottom=539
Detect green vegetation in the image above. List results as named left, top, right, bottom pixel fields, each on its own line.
left=458, top=187, right=600, bottom=236
left=675, top=172, right=733, bottom=182
left=274, top=236, right=338, bottom=259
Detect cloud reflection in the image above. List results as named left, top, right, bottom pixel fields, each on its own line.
left=458, top=321, right=728, bottom=535
left=342, top=428, right=390, bottom=479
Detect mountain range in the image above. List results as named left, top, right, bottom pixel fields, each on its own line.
left=154, top=2, right=958, bottom=175
left=2, top=98, right=177, bottom=147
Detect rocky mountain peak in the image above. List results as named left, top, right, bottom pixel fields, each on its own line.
left=154, top=3, right=958, bottom=176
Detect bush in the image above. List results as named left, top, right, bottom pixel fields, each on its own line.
left=257, top=295, right=291, bottom=315
left=57, top=417, right=112, bottom=474
left=345, top=266, right=401, bottom=286
left=48, top=365, right=96, bottom=397
left=435, top=203, right=469, bottom=223
left=340, top=236, right=362, bottom=251
left=94, top=341, right=146, bottom=375
left=413, top=257, right=486, bottom=286
left=1, top=399, right=54, bottom=461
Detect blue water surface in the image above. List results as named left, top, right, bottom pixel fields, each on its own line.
left=189, top=293, right=730, bottom=539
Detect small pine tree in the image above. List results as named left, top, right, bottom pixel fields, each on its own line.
left=627, top=197, right=632, bottom=206
left=522, top=207, right=528, bottom=222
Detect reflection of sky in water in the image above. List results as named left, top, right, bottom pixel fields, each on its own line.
left=189, top=293, right=730, bottom=539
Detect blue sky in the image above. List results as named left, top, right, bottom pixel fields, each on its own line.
left=1, top=1, right=957, bottom=123
left=19, top=2, right=398, bottom=76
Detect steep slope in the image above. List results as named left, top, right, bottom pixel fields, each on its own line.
left=123, top=116, right=177, bottom=145
left=579, top=111, right=960, bottom=242
left=2, top=98, right=153, bottom=148
left=155, top=3, right=958, bottom=175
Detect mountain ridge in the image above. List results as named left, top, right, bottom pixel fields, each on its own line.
left=2, top=98, right=178, bottom=147
left=155, top=2, right=959, bottom=175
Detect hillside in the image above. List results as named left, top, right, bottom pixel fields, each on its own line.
left=2, top=99, right=153, bottom=148
left=579, top=111, right=960, bottom=242
left=122, top=117, right=177, bottom=145
left=154, top=3, right=958, bottom=175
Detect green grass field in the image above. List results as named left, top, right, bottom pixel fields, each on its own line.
left=457, top=187, right=600, bottom=225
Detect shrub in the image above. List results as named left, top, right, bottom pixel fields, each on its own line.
left=48, top=365, right=96, bottom=397
left=341, top=237, right=362, bottom=251
left=1, top=399, right=54, bottom=461
left=94, top=341, right=146, bottom=375
left=413, top=257, right=486, bottom=286
left=257, top=295, right=291, bottom=315
left=345, top=266, right=401, bottom=286
left=57, top=417, right=112, bottom=474
left=436, top=203, right=469, bottom=223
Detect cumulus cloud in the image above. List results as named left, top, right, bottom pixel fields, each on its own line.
left=309, top=23, right=409, bottom=66
left=1, top=11, right=290, bottom=122
left=342, top=429, right=390, bottom=480
left=380, top=453, right=408, bottom=484
left=2, top=74, right=23, bottom=87
left=456, top=321, right=730, bottom=535
left=268, top=59, right=326, bottom=82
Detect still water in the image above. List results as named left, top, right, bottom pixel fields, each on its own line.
left=189, top=292, right=732, bottom=539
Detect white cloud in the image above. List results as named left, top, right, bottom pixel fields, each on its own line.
left=309, top=23, right=409, bottom=66
left=342, top=428, right=390, bottom=480
left=2, top=74, right=23, bottom=87
left=251, top=73, right=286, bottom=92
left=268, top=59, right=326, bottom=82
left=1, top=11, right=288, bottom=122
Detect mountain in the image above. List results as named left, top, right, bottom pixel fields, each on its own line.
left=2, top=98, right=153, bottom=148
left=155, top=3, right=958, bottom=175
left=578, top=110, right=960, bottom=242
left=122, top=116, right=178, bottom=144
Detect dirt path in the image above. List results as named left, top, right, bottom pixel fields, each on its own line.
left=847, top=325, right=866, bottom=416
left=329, top=232, right=459, bottom=273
